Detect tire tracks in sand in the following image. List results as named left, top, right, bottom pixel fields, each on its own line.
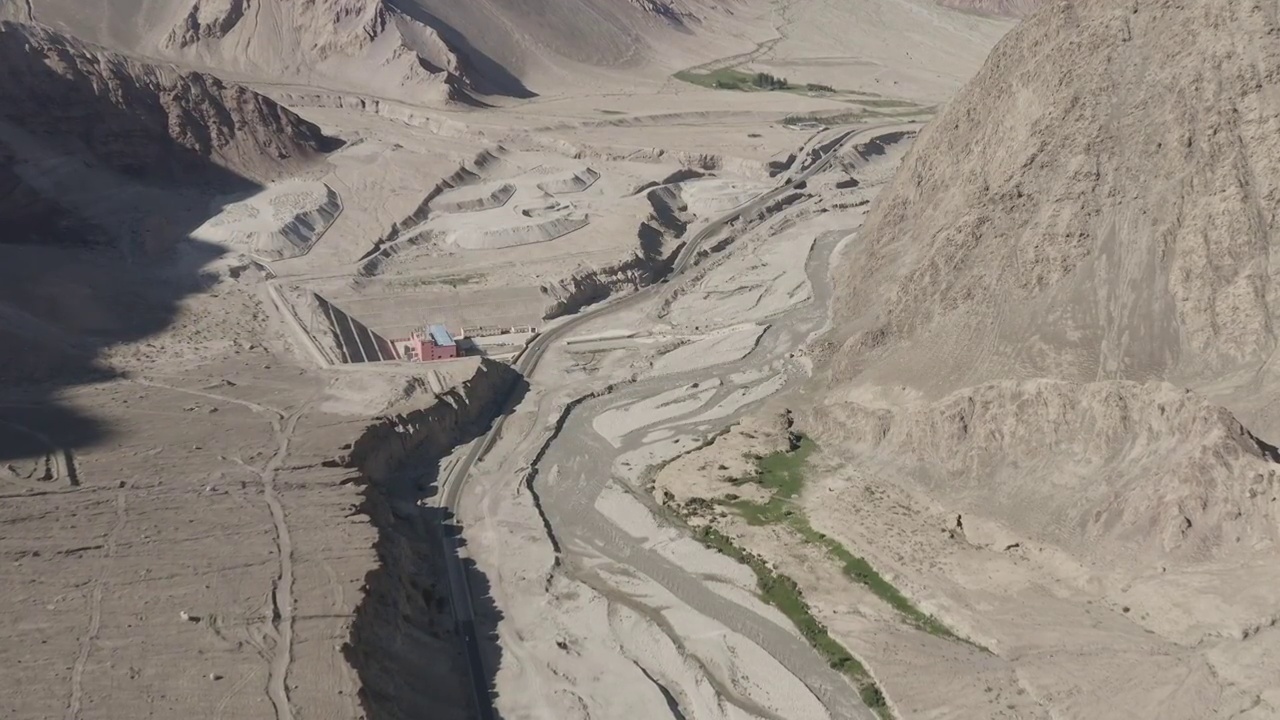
left=65, top=488, right=127, bottom=720
left=259, top=405, right=305, bottom=720
left=128, top=378, right=316, bottom=720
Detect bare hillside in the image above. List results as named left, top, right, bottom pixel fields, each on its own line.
left=829, top=0, right=1280, bottom=401
left=160, top=0, right=474, bottom=101
left=808, top=4, right=1280, bottom=714
left=0, top=20, right=338, bottom=184
left=26, top=0, right=758, bottom=101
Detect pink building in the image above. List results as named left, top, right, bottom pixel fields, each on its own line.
left=395, top=324, right=459, bottom=362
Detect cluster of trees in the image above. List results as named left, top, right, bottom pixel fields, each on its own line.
left=751, top=72, right=790, bottom=89
left=806, top=82, right=836, bottom=93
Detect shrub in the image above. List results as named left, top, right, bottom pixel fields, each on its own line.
left=751, top=72, right=789, bottom=90
left=860, top=684, right=887, bottom=709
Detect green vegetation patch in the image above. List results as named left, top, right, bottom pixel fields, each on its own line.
left=693, top=525, right=890, bottom=720
left=674, top=69, right=792, bottom=91
left=782, top=111, right=868, bottom=127
left=853, top=98, right=922, bottom=109
left=727, top=436, right=967, bottom=642
left=388, top=272, right=483, bottom=290
left=726, top=435, right=815, bottom=524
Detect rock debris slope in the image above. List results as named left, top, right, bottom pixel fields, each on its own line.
left=831, top=0, right=1280, bottom=399
left=0, top=20, right=338, bottom=184
left=827, top=380, right=1280, bottom=565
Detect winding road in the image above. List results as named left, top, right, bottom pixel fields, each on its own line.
left=438, top=122, right=918, bottom=719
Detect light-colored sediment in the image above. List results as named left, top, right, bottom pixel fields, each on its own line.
left=192, top=181, right=341, bottom=260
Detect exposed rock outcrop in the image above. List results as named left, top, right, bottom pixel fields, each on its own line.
left=342, top=359, right=519, bottom=720
left=0, top=20, right=339, bottom=184
left=822, top=380, right=1280, bottom=565
left=539, top=186, right=689, bottom=318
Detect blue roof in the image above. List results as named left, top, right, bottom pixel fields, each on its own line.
left=427, top=324, right=455, bottom=347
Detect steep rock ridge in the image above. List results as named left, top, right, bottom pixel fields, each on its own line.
left=0, top=20, right=338, bottom=184
left=162, top=0, right=472, bottom=102
left=824, top=380, right=1280, bottom=565
left=166, top=0, right=249, bottom=46
left=830, top=0, right=1280, bottom=394
left=810, top=5, right=1280, bottom=709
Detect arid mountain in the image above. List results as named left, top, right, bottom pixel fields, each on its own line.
left=0, top=20, right=338, bottom=185
left=23, top=0, right=753, bottom=102
left=813, top=4, right=1280, bottom=709
left=830, top=0, right=1280, bottom=403
left=938, top=0, right=1046, bottom=17
left=160, top=0, right=475, bottom=101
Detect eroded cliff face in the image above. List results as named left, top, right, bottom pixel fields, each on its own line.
left=0, top=20, right=339, bottom=184
left=340, top=359, right=519, bottom=720
left=539, top=183, right=688, bottom=318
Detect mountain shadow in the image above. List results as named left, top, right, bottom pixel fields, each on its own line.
left=0, top=20, right=337, bottom=465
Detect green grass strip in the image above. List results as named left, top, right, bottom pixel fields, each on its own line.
left=728, top=437, right=968, bottom=643
left=693, top=525, right=891, bottom=719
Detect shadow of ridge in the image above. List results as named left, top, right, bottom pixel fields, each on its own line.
left=388, top=1, right=537, bottom=99
left=343, top=365, right=528, bottom=720
left=313, top=294, right=398, bottom=363
left=0, top=31, right=301, bottom=463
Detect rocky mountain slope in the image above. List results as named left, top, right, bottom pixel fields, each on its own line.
left=0, top=20, right=338, bottom=185
left=826, top=380, right=1280, bottom=565
left=830, top=0, right=1280, bottom=402
left=160, top=0, right=474, bottom=102
left=26, top=0, right=756, bottom=102
left=0, top=142, right=105, bottom=246
left=813, top=3, right=1280, bottom=712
